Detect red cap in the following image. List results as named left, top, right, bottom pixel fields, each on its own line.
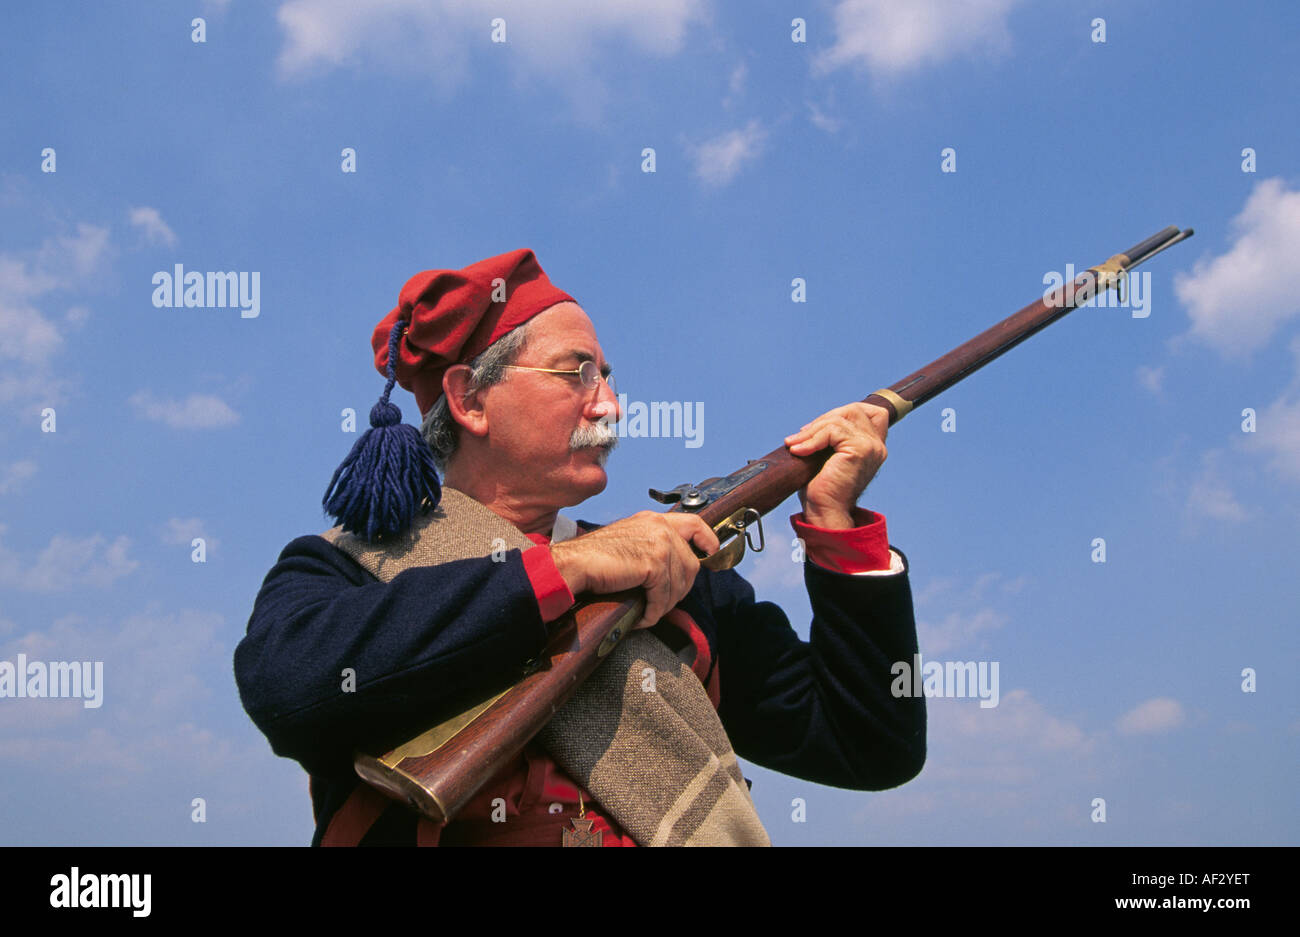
left=373, top=249, right=576, bottom=415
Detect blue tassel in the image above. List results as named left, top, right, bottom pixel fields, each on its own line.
left=323, top=322, right=442, bottom=542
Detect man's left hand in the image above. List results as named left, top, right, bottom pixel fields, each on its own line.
left=784, top=402, right=890, bottom=529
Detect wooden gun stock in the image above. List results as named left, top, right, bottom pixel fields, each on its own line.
left=355, top=225, right=1195, bottom=824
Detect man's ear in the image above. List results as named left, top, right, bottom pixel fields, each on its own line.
left=443, top=365, right=490, bottom=438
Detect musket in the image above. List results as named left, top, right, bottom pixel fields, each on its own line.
left=354, top=225, right=1195, bottom=823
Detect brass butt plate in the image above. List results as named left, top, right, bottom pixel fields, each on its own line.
left=353, top=752, right=449, bottom=823
left=350, top=684, right=514, bottom=823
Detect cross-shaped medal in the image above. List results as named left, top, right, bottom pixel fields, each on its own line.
left=561, top=792, right=604, bottom=847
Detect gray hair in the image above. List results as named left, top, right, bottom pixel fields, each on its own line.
left=420, top=320, right=534, bottom=473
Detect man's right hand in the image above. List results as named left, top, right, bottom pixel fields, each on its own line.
left=549, top=511, right=721, bottom=630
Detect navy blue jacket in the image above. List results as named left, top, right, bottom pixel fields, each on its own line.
left=234, top=531, right=926, bottom=844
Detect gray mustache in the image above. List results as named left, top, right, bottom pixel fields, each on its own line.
left=570, top=422, right=619, bottom=452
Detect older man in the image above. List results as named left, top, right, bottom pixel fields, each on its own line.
left=235, top=249, right=924, bottom=846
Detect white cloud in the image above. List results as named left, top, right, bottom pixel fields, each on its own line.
left=274, top=0, right=709, bottom=122
left=1253, top=390, right=1300, bottom=483
left=0, top=223, right=111, bottom=414
left=31, top=534, right=138, bottom=590
left=0, top=460, right=37, bottom=495
left=38, top=223, right=111, bottom=279
left=728, top=62, right=746, bottom=95
left=807, top=101, right=844, bottom=134
left=1174, top=178, right=1300, bottom=358
left=128, top=206, right=178, bottom=247
left=129, top=390, right=239, bottom=429
left=688, top=120, right=766, bottom=188
left=1116, top=697, right=1186, bottom=735
left=1185, top=450, right=1249, bottom=523
left=275, top=0, right=706, bottom=76
left=0, top=524, right=138, bottom=591
left=942, top=690, right=1093, bottom=760
left=845, top=686, right=1102, bottom=839
left=721, top=61, right=747, bottom=109
left=160, top=517, right=219, bottom=553
left=918, top=606, right=1007, bottom=656
left=0, top=255, right=55, bottom=300
left=815, top=0, right=1022, bottom=78
left=277, top=0, right=430, bottom=75
left=0, top=288, right=61, bottom=368
left=1201, top=305, right=1300, bottom=490
left=0, top=608, right=232, bottom=784
left=3, top=609, right=218, bottom=717
left=1136, top=364, right=1164, bottom=395
left=0, top=224, right=109, bottom=368
left=913, top=570, right=1022, bottom=654
left=866, top=690, right=1098, bottom=818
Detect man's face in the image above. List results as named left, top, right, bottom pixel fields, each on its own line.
left=477, top=302, right=620, bottom=508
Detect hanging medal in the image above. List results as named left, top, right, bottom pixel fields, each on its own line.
left=561, top=791, right=603, bottom=847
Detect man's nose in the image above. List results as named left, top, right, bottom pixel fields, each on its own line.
left=587, top=379, right=620, bottom=423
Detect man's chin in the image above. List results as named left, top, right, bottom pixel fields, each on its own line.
left=555, top=468, right=606, bottom=507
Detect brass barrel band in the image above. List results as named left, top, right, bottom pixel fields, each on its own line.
left=870, top=387, right=914, bottom=420
left=1092, top=252, right=1131, bottom=290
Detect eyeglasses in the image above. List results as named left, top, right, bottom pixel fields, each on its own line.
left=503, top=360, right=616, bottom=397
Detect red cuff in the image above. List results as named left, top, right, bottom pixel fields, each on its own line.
left=789, top=507, right=892, bottom=574
left=521, top=541, right=576, bottom=623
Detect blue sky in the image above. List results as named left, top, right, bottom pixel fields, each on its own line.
left=1, top=0, right=1296, bottom=845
